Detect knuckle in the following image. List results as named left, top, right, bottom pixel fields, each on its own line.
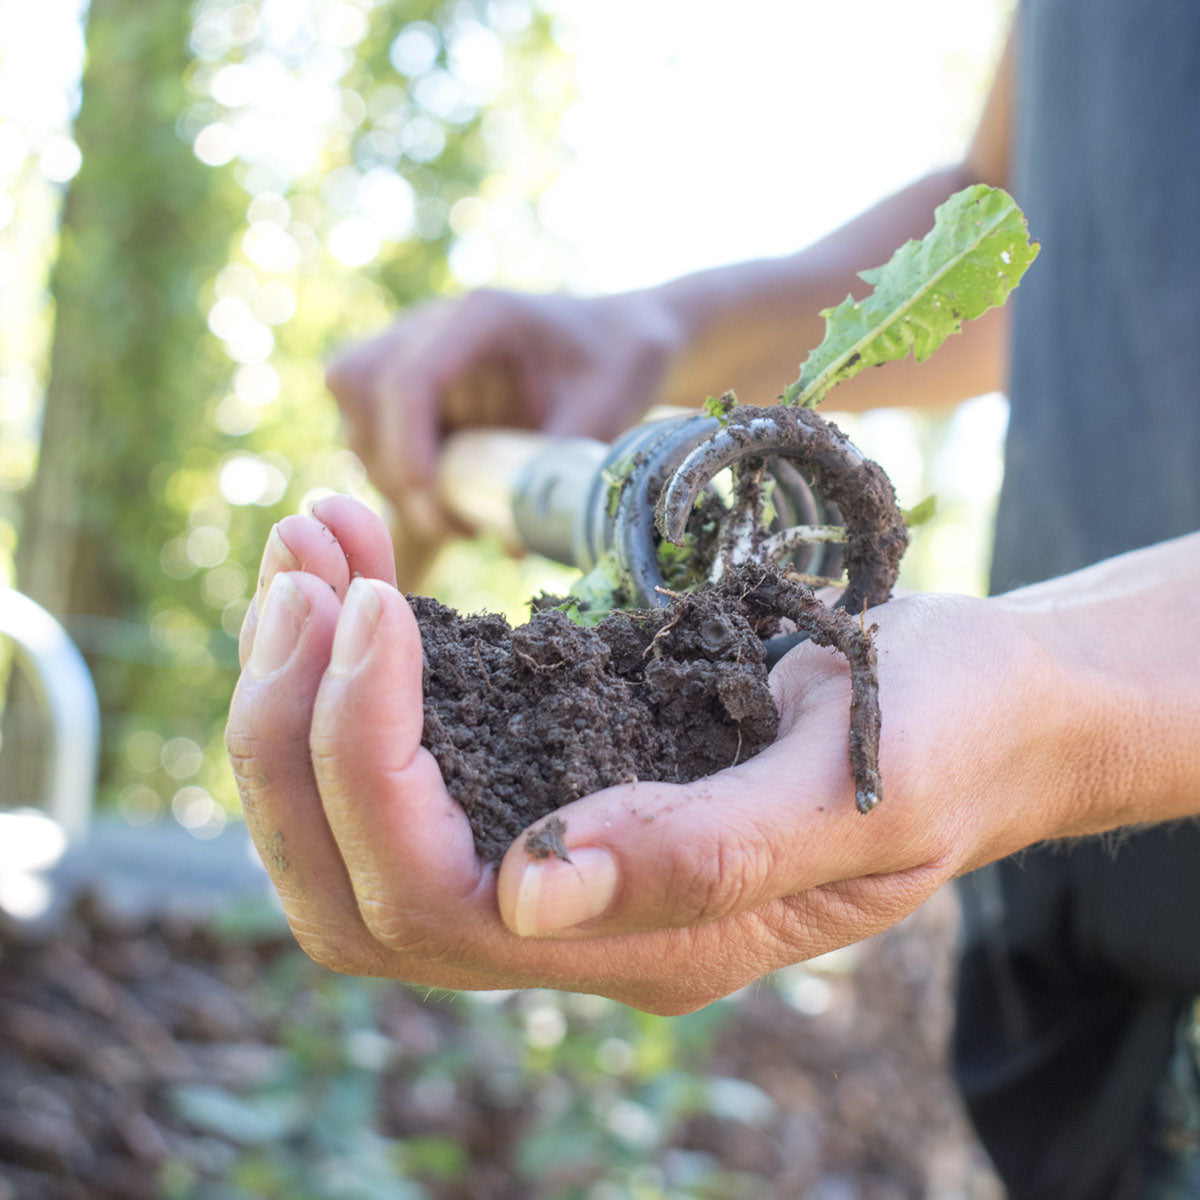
left=459, top=285, right=502, bottom=316
left=323, top=358, right=347, bottom=397
left=324, top=348, right=364, bottom=402
left=307, top=735, right=348, bottom=796
left=224, top=724, right=268, bottom=795
left=617, top=953, right=727, bottom=1016
left=288, top=919, right=367, bottom=976
left=228, top=669, right=308, bottom=741
left=356, top=895, right=447, bottom=960
left=449, top=288, right=489, bottom=334
left=662, top=827, right=774, bottom=927
left=455, top=287, right=525, bottom=343
left=236, top=601, right=259, bottom=669
left=228, top=708, right=306, bottom=770
left=637, top=990, right=717, bottom=1018
left=225, top=719, right=312, bottom=818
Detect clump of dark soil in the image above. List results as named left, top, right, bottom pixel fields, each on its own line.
left=417, top=404, right=904, bottom=863
left=414, top=571, right=780, bottom=863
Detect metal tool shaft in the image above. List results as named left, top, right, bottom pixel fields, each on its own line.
left=434, top=410, right=848, bottom=608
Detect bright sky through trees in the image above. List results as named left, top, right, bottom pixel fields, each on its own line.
left=1, top=0, right=1014, bottom=608
left=534, top=0, right=1013, bottom=291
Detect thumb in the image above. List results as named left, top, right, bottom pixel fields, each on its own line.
left=493, top=745, right=920, bottom=939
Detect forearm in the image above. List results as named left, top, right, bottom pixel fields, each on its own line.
left=647, top=24, right=1016, bottom=416
left=649, top=164, right=1010, bottom=412
left=997, top=531, right=1200, bottom=839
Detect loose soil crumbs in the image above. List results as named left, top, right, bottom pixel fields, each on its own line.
left=414, top=569, right=781, bottom=863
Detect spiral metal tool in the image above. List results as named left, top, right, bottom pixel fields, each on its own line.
left=437, top=406, right=903, bottom=806
left=505, top=411, right=849, bottom=608
left=432, top=404, right=906, bottom=671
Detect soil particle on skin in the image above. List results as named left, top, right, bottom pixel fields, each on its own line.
left=412, top=581, right=779, bottom=863
left=523, top=816, right=571, bottom=862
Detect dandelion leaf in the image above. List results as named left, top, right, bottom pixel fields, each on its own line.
left=783, top=185, right=1038, bottom=408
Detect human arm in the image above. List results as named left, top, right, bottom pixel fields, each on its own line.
left=641, top=23, right=1017, bottom=414
left=325, top=26, right=1016, bottom=513
left=225, top=497, right=1200, bottom=1013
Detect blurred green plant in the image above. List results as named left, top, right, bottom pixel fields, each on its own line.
left=160, top=937, right=769, bottom=1199
left=2, top=0, right=573, bottom=820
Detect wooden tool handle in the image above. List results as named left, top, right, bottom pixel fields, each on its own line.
left=434, top=428, right=553, bottom=546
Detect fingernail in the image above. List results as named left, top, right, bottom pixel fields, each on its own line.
left=258, top=525, right=300, bottom=595
left=248, top=574, right=309, bottom=677
left=329, top=577, right=383, bottom=674
left=512, top=847, right=618, bottom=937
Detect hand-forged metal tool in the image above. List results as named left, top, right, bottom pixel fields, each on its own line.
left=436, top=405, right=905, bottom=663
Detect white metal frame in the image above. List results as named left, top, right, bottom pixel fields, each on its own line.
left=0, top=585, right=99, bottom=841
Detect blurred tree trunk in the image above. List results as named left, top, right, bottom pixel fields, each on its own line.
left=3, top=0, right=236, bottom=806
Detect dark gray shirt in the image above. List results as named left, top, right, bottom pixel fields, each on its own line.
left=955, top=3, right=1200, bottom=1197
left=991, top=0, right=1200, bottom=592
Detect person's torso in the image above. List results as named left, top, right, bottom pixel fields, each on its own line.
left=991, top=0, right=1200, bottom=593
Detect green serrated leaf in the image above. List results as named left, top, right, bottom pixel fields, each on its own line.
left=782, top=185, right=1038, bottom=408
left=901, top=494, right=937, bottom=527
left=601, top=451, right=637, bottom=517
left=564, top=557, right=627, bottom=625
left=702, top=390, right=738, bottom=424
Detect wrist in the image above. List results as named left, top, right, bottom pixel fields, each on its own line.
left=642, top=258, right=819, bottom=408
left=995, top=535, right=1200, bottom=839
left=610, top=283, right=690, bottom=394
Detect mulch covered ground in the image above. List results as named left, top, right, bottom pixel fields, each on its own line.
left=0, top=855, right=1001, bottom=1200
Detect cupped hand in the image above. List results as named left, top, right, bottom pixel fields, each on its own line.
left=227, top=496, right=1071, bottom=1014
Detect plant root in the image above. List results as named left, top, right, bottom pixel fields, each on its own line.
left=657, top=404, right=908, bottom=616
left=717, top=562, right=883, bottom=813
left=658, top=405, right=906, bottom=813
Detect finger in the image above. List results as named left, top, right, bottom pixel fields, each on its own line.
left=327, top=314, right=438, bottom=499
left=239, top=497, right=393, bottom=668
left=310, top=579, right=491, bottom=948
left=493, top=723, right=943, bottom=940
left=325, top=334, right=382, bottom=410
left=443, top=361, right=522, bottom=429
left=368, top=304, right=469, bottom=496
left=375, top=295, right=525, bottom=493
left=308, top=494, right=398, bottom=586
left=371, top=362, right=441, bottom=499
left=227, top=571, right=384, bottom=972
left=229, top=572, right=502, bottom=989
left=239, top=514, right=352, bottom=668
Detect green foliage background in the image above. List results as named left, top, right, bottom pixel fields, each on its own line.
left=2, top=0, right=573, bottom=826
left=0, top=9, right=1012, bottom=1195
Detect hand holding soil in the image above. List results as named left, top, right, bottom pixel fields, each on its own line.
left=224, top=493, right=1146, bottom=1014
left=229, top=189, right=1200, bottom=1010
